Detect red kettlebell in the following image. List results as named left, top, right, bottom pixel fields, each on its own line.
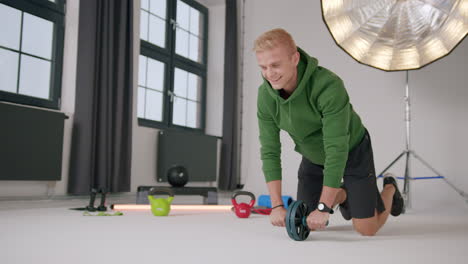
left=231, top=191, right=256, bottom=218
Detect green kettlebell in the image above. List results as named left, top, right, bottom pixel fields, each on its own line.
left=147, top=187, right=174, bottom=216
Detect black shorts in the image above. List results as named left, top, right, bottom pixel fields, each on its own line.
left=296, top=131, right=385, bottom=219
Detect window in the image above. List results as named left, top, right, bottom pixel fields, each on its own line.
left=138, top=0, right=208, bottom=131
left=0, top=0, right=65, bottom=109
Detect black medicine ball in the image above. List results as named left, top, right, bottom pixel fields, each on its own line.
left=167, top=165, right=189, bottom=187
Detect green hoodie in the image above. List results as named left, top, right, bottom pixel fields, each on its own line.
left=257, top=47, right=366, bottom=188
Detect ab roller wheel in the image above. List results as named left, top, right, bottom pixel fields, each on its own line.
left=285, top=200, right=330, bottom=241
left=285, top=200, right=311, bottom=241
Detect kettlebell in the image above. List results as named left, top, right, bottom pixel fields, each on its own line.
left=231, top=191, right=256, bottom=218
left=147, top=187, right=174, bottom=216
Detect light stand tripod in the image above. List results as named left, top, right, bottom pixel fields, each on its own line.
left=378, top=71, right=468, bottom=210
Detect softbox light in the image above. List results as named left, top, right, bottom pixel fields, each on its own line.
left=321, top=0, right=468, bottom=71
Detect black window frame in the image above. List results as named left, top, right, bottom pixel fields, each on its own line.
left=0, top=0, right=65, bottom=110
left=138, top=0, right=209, bottom=133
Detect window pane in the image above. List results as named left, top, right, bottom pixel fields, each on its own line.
left=146, top=89, right=163, bottom=121
left=173, top=68, right=187, bottom=98
left=187, top=73, right=201, bottom=101
left=147, top=57, right=164, bottom=91
left=176, top=0, right=189, bottom=31
left=189, top=8, right=201, bottom=36
left=148, top=15, right=165, bottom=48
left=22, top=13, right=53, bottom=59
left=0, top=48, right=19, bottom=93
left=140, top=10, right=149, bottom=41
left=175, top=28, right=189, bottom=58
left=149, top=0, right=166, bottom=19
left=138, top=55, right=147, bottom=86
left=138, top=0, right=207, bottom=128
left=186, top=101, right=201, bottom=128
left=189, top=34, right=201, bottom=62
left=172, top=96, right=187, bottom=126
left=137, top=87, right=146, bottom=118
left=19, top=55, right=51, bottom=99
left=0, top=4, right=22, bottom=50
left=141, top=0, right=149, bottom=10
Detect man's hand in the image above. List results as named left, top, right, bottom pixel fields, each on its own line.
left=306, top=210, right=329, bottom=230
left=269, top=207, right=287, bottom=227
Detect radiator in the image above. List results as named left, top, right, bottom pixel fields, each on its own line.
left=0, top=102, right=67, bottom=181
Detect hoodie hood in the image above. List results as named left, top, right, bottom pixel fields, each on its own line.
left=264, top=47, right=318, bottom=103
left=262, top=47, right=319, bottom=118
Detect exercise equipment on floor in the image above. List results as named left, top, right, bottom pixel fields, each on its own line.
left=231, top=191, right=256, bottom=218
left=70, top=188, right=108, bottom=212
left=148, top=187, right=174, bottom=216
left=167, top=165, right=189, bottom=187
left=250, top=206, right=272, bottom=215
left=230, top=205, right=272, bottom=216
left=231, top=191, right=273, bottom=218
left=258, top=194, right=294, bottom=209
left=285, top=200, right=310, bottom=241
left=83, top=211, right=123, bottom=216
left=285, top=200, right=329, bottom=241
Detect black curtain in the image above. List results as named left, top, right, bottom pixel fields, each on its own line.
left=219, top=0, right=240, bottom=191
left=68, top=0, right=133, bottom=194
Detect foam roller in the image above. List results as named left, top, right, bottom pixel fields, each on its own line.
left=258, top=195, right=294, bottom=209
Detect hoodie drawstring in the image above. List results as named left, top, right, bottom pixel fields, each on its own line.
left=275, top=97, right=279, bottom=117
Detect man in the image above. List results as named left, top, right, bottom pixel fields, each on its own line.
left=255, top=28, right=404, bottom=236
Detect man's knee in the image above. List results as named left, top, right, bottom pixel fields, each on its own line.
left=355, top=226, right=378, bottom=236
left=353, top=219, right=379, bottom=236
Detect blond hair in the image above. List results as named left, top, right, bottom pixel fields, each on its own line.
left=253, top=28, right=297, bottom=53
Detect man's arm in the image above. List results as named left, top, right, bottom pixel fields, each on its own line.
left=318, top=186, right=341, bottom=208
left=257, top=87, right=284, bottom=226
left=307, top=73, right=351, bottom=229
left=267, top=180, right=287, bottom=227
left=317, top=76, right=351, bottom=189
left=267, top=180, right=283, bottom=207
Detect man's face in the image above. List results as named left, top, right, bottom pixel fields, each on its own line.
left=256, top=46, right=299, bottom=90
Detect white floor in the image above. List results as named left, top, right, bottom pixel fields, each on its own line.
left=1, top=180, right=468, bottom=264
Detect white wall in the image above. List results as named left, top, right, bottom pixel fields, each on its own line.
left=240, top=0, right=468, bottom=205
left=203, top=1, right=225, bottom=137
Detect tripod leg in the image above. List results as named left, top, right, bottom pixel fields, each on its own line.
left=403, top=151, right=411, bottom=211
left=378, top=151, right=407, bottom=177
left=411, top=151, right=442, bottom=176
left=411, top=151, right=468, bottom=202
